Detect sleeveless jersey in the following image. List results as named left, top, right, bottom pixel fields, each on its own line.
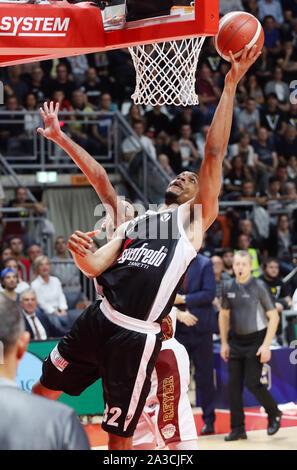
left=97, top=205, right=197, bottom=323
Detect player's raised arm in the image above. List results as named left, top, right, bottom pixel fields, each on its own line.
left=193, top=45, right=261, bottom=230
left=37, top=101, right=126, bottom=226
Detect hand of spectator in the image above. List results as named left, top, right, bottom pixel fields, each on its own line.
left=220, top=343, right=230, bottom=362
left=174, top=293, right=186, bottom=305
left=37, top=101, right=63, bottom=142
left=67, top=230, right=100, bottom=257
left=226, top=45, right=262, bottom=86
left=177, top=310, right=198, bottom=327
left=213, top=297, right=221, bottom=311
left=275, top=302, right=284, bottom=313
left=256, top=344, right=271, bottom=363
left=58, top=309, right=67, bottom=317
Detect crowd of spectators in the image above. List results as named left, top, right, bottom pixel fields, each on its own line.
left=1, top=0, right=297, bottom=342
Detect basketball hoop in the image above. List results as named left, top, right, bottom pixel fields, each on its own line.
left=129, top=36, right=205, bottom=106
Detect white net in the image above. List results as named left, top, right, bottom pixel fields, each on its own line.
left=129, top=36, right=206, bottom=107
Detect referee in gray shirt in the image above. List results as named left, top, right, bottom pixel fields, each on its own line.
left=0, top=293, right=90, bottom=450
left=219, top=251, right=282, bottom=441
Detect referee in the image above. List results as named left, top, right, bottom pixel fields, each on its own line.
left=219, top=250, right=282, bottom=441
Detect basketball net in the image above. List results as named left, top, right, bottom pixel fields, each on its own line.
left=129, top=36, right=206, bottom=106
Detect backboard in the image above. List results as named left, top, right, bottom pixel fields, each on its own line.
left=0, top=0, right=219, bottom=66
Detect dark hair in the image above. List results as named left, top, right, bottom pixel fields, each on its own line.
left=263, top=257, right=279, bottom=269
left=222, top=248, right=234, bottom=256
left=0, top=293, right=24, bottom=354
left=4, top=257, right=18, bottom=266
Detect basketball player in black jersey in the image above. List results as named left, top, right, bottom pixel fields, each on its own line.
left=33, top=46, right=261, bottom=450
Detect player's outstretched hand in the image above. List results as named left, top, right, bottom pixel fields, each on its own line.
left=37, top=101, right=62, bottom=142
left=67, top=230, right=100, bottom=257
left=226, top=44, right=262, bottom=86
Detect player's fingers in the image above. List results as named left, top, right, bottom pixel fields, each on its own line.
left=55, top=101, right=59, bottom=115
left=74, top=230, right=94, bottom=243
left=44, top=101, right=49, bottom=115
left=67, top=240, right=87, bottom=257
left=49, top=100, right=54, bottom=114
left=86, top=230, right=101, bottom=238
left=70, top=233, right=92, bottom=248
left=37, top=127, right=45, bottom=136
left=241, top=44, right=249, bottom=61
left=229, top=50, right=235, bottom=64
left=39, top=107, right=46, bottom=119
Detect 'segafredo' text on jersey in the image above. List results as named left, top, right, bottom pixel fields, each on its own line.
left=117, top=242, right=168, bottom=267
left=0, top=16, right=70, bottom=37
left=97, top=207, right=197, bottom=323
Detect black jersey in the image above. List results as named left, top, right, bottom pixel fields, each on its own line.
left=97, top=205, right=197, bottom=323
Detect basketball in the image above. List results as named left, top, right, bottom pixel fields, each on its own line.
left=213, top=11, right=264, bottom=62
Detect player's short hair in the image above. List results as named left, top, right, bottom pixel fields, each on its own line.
left=234, top=250, right=253, bottom=264
left=0, top=293, right=24, bottom=354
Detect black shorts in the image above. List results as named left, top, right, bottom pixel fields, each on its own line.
left=40, top=301, right=162, bottom=437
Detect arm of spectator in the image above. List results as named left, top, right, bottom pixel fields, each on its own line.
left=184, top=262, right=216, bottom=310
left=37, top=101, right=126, bottom=225
left=55, top=278, right=68, bottom=313
left=176, top=309, right=198, bottom=327
left=91, top=123, right=108, bottom=147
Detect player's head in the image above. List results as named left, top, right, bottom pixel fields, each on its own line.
left=102, top=200, right=135, bottom=242
left=233, top=251, right=253, bottom=282
left=165, top=171, right=199, bottom=205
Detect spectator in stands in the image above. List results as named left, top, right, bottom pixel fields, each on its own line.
left=237, top=97, right=260, bottom=137
left=0, top=247, right=12, bottom=269
left=211, top=255, right=231, bottom=313
left=9, top=186, right=46, bottom=218
left=236, top=233, right=261, bottom=277
left=253, top=45, right=274, bottom=87
left=276, top=125, right=297, bottom=163
left=222, top=248, right=234, bottom=277
left=170, top=106, right=202, bottom=137
left=266, top=214, right=295, bottom=275
left=246, top=74, right=264, bottom=105
left=49, top=63, right=76, bottom=101
left=68, top=90, right=97, bottom=153
left=252, top=127, right=278, bottom=174
left=23, top=93, right=39, bottom=154
left=178, top=123, right=200, bottom=171
left=262, top=16, right=282, bottom=57
left=1, top=258, right=29, bottom=295
left=238, top=218, right=261, bottom=249
left=7, top=236, right=30, bottom=282
left=27, top=243, right=43, bottom=281
left=195, top=125, right=210, bottom=162
left=3, top=65, right=28, bottom=105
left=50, top=236, right=86, bottom=310
left=228, top=132, right=256, bottom=169
left=275, top=163, right=290, bottom=194
left=106, top=49, right=136, bottom=103
left=260, top=94, right=287, bottom=138
left=196, top=64, right=221, bottom=122
left=260, top=176, right=282, bottom=213
left=91, top=92, right=116, bottom=154
left=67, top=55, right=89, bottom=87
left=260, top=258, right=292, bottom=315
left=31, top=255, right=68, bottom=329
left=121, top=119, right=157, bottom=162
left=0, top=95, right=26, bottom=155
left=52, top=90, right=71, bottom=113
left=245, top=0, right=259, bottom=17
left=223, top=155, right=254, bottom=198
left=287, top=155, right=297, bottom=186
left=279, top=42, right=297, bottom=83
left=125, top=103, right=146, bottom=128
left=26, top=66, right=48, bottom=105
left=157, top=154, right=176, bottom=179
left=258, top=0, right=284, bottom=24
left=165, top=139, right=182, bottom=175
left=145, top=105, right=170, bottom=136
left=264, top=66, right=290, bottom=111
left=219, top=0, right=244, bottom=15
left=20, top=289, right=65, bottom=340
left=0, top=268, right=19, bottom=302
left=79, top=67, right=102, bottom=109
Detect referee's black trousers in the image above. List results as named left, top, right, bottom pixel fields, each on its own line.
left=228, top=329, right=279, bottom=431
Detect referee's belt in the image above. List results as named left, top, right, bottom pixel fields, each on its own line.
left=100, top=297, right=161, bottom=335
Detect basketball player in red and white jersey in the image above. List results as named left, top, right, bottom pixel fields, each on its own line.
left=33, top=46, right=261, bottom=450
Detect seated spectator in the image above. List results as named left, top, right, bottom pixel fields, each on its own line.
left=275, top=163, right=290, bottom=194
left=238, top=218, right=262, bottom=249
left=1, top=257, right=29, bottom=294
left=91, top=92, right=117, bottom=154
left=157, top=154, right=176, bottom=179
left=26, top=66, right=48, bottom=105
left=121, top=120, right=157, bottom=162
left=67, top=54, right=89, bottom=87
left=245, top=0, right=259, bottom=16
left=246, top=74, right=264, bottom=105
left=235, top=233, right=261, bottom=277
left=49, top=62, right=76, bottom=101
left=228, top=132, right=256, bottom=168
left=0, top=247, right=13, bottom=269
left=23, top=92, right=40, bottom=154
left=252, top=45, right=274, bottom=87
left=79, top=67, right=102, bottom=109
left=251, top=127, right=278, bottom=173
left=106, top=49, right=136, bottom=103
left=50, top=236, right=86, bottom=310
left=258, top=0, right=284, bottom=24
left=0, top=95, right=26, bottom=155
left=7, top=236, right=30, bottom=281
left=154, top=130, right=171, bottom=156
left=222, top=248, right=234, bottom=277
left=260, top=93, right=287, bottom=138
left=196, top=64, right=221, bottom=122
left=3, top=65, right=28, bottom=105
left=238, top=179, right=267, bottom=206
left=52, top=89, right=71, bottom=113
left=279, top=41, right=297, bottom=84
left=260, top=176, right=283, bottom=213
left=287, top=102, right=297, bottom=129
left=166, top=139, right=183, bottom=175
left=124, top=103, right=146, bottom=128
left=20, top=289, right=65, bottom=340
left=264, top=66, right=290, bottom=111
left=219, top=0, right=244, bottom=15
left=27, top=243, right=43, bottom=282
left=31, top=255, right=68, bottom=329
left=262, top=15, right=282, bottom=56
left=260, top=258, right=292, bottom=314
left=178, top=123, right=200, bottom=171
left=145, top=105, right=170, bottom=136
left=0, top=268, right=19, bottom=302
left=287, top=155, right=297, bottom=186
left=276, top=125, right=297, bottom=163
left=199, top=38, right=222, bottom=78
left=211, top=255, right=231, bottom=312
left=237, top=97, right=260, bottom=137
left=266, top=214, right=295, bottom=274
left=170, top=106, right=202, bottom=137
left=223, top=155, right=254, bottom=198
left=68, top=90, right=98, bottom=154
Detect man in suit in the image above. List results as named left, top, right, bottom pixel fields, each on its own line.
left=175, top=253, right=218, bottom=435
left=20, top=289, right=65, bottom=340
left=0, top=293, right=90, bottom=450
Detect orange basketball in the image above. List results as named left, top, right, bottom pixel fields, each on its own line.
left=213, top=11, right=264, bottom=62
